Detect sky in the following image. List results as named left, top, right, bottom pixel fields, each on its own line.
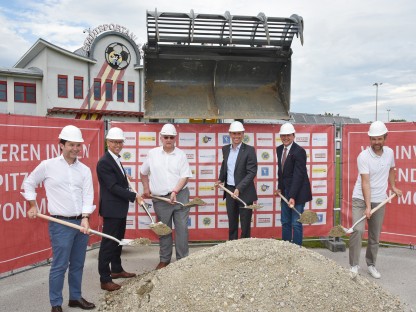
left=0, top=0, right=415, bottom=123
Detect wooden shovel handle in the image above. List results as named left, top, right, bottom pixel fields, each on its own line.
left=217, top=183, right=248, bottom=206
left=277, top=192, right=301, bottom=216
left=151, top=195, right=172, bottom=203
left=351, top=193, right=397, bottom=229
left=36, top=213, right=120, bottom=243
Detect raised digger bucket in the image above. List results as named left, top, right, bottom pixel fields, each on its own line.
left=143, top=9, right=304, bottom=119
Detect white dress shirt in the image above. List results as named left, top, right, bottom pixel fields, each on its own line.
left=140, top=146, right=192, bottom=196
left=108, top=150, right=125, bottom=176
left=22, top=155, right=95, bottom=216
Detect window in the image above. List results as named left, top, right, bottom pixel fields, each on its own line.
left=14, top=82, right=36, bottom=103
left=117, top=81, right=124, bottom=101
left=0, top=81, right=6, bottom=101
left=128, top=82, right=134, bottom=102
left=74, top=76, right=83, bottom=99
left=105, top=80, right=113, bottom=101
left=94, top=79, right=101, bottom=100
left=58, top=75, right=68, bottom=98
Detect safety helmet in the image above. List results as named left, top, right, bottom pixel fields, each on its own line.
left=279, top=123, right=296, bottom=135
left=228, top=121, right=245, bottom=132
left=106, top=127, right=125, bottom=141
left=58, top=125, right=84, bottom=142
left=368, top=121, right=388, bottom=137
left=160, top=123, right=177, bottom=136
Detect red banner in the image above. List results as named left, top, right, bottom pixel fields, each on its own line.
left=111, top=122, right=335, bottom=242
left=341, top=122, right=416, bottom=244
left=0, top=114, right=104, bottom=274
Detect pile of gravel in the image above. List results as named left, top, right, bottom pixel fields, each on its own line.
left=99, top=238, right=406, bottom=311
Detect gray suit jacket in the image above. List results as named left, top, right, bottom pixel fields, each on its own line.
left=219, top=143, right=258, bottom=203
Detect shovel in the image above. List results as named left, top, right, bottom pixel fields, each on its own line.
left=277, top=192, right=319, bottom=224
left=35, top=213, right=150, bottom=246
left=126, top=178, right=172, bottom=236
left=217, top=183, right=263, bottom=210
left=329, top=193, right=396, bottom=237
left=151, top=195, right=208, bottom=208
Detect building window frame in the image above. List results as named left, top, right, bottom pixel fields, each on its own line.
left=94, top=79, right=101, bottom=100
left=58, top=75, right=68, bottom=98
left=117, top=81, right=124, bottom=102
left=74, top=76, right=84, bottom=99
left=0, top=81, right=6, bottom=102
left=105, top=79, right=113, bottom=101
left=128, top=82, right=134, bottom=103
left=14, top=82, right=36, bottom=103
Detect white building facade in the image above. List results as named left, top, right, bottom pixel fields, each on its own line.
left=0, top=24, right=144, bottom=121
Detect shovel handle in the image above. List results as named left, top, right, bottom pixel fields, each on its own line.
left=350, top=193, right=396, bottom=230
left=151, top=195, right=171, bottom=203
left=217, top=183, right=248, bottom=207
left=36, top=213, right=122, bottom=244
left=126, top=178, right=155, bottom=223
left=278, top=192, right=301, bottom=216
left=151, top=195, right=184, bottom=207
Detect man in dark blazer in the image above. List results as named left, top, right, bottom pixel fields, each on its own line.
left=276, top=122, right=312, bottom=246
left=96, top=127, right=141, bottom=291
left=217, top=121, right=258, bottom=240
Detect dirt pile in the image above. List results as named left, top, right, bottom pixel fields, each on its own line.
left=98, top=238, right=406, bottom=311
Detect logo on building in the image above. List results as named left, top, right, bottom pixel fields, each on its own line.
left=105, top=42, right=131, bottom=70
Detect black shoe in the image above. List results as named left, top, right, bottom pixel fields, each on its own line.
left=51, top=306, right=63, bottom=312
left=68, top=297, right=96, bottom=310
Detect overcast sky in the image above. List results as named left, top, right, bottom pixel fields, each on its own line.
left=1, top=0, right=415, bottom=123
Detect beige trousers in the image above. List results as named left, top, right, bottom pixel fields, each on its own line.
left=348, top=198, right=386, bottom=267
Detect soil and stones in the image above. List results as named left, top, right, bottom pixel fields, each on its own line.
left=98, top=238, right=406, bottom=312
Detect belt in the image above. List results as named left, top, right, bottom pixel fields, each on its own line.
left=51, top=215, right=82, bottom=220
left=160, top=187, right=187, bottom=197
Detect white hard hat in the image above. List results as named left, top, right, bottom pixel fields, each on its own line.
left=279, top=123, right=296, bottom=135
left=106, top=127, right=125, bottom=141
left=368, top=121, right=388, bottom=136
left=160, top=123, right=177, bottom=136
left=58, top=125, right=84, bottom=142
left=229, top=121, right=245, bottom=132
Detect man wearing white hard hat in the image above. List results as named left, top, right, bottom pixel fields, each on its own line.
left=140, top=123, right=193, bottom=270
left=349, top=121, right=402, bottom=279
left=276, top=122, right=312, bottom=246
left=23, top=125, right=96, bottom=312
left=217, top=121, right=258, bottom=240
left=97, top=127, right=142, bottom=291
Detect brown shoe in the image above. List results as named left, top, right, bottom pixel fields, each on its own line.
left=68, top=297, right=95, bottom=310
left=100, top=281, right=121, bottom=291
left=111, top=271, right=136, bottom=279
left=51, top=306, right=63, bottom=312
left=155, top=261, right=170, bottom=270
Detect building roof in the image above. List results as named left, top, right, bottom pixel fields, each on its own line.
left=0, top=67, right=43, bottom=78
left=291, top=112, right=360, bottom=125
left=14, top=38, right=96, bottom=68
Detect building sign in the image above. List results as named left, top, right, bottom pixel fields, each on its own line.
left=82, top=24, right=139, bottom=51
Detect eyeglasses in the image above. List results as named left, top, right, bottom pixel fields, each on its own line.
left=108, top=140, right=124, bottom=145
left=163, top=136, right=176, bottom=140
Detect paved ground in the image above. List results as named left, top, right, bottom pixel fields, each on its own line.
left=0, top=242, right=415, bottom=312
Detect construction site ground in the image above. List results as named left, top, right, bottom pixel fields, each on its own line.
left=0, top=242, right=414, bottom=311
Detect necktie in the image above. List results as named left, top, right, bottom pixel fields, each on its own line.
left=282, top=147, right=288, bottom=170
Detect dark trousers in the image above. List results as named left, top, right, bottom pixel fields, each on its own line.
left=98, top=217, right=126, bottom=283
left=225, top=186, right=253, bottom=240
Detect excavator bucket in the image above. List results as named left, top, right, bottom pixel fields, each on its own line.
left=143, top=9, right=304, bottom=120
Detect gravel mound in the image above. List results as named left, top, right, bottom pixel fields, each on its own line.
left=99, top=238, right=406, bottom=311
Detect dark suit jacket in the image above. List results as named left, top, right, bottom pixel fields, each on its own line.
left=276, top=142, right=312, bottom=204
left=96, top=151, right=136, bottom=218
left=219, top=143, right=258, bottom=203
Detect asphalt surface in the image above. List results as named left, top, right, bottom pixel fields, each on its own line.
left=0, top=242, right=415, bottom=312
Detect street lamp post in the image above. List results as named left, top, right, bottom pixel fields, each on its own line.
left=387, top=108, right=391, bottom=122
left=373, top=82, right=383, bottom=120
